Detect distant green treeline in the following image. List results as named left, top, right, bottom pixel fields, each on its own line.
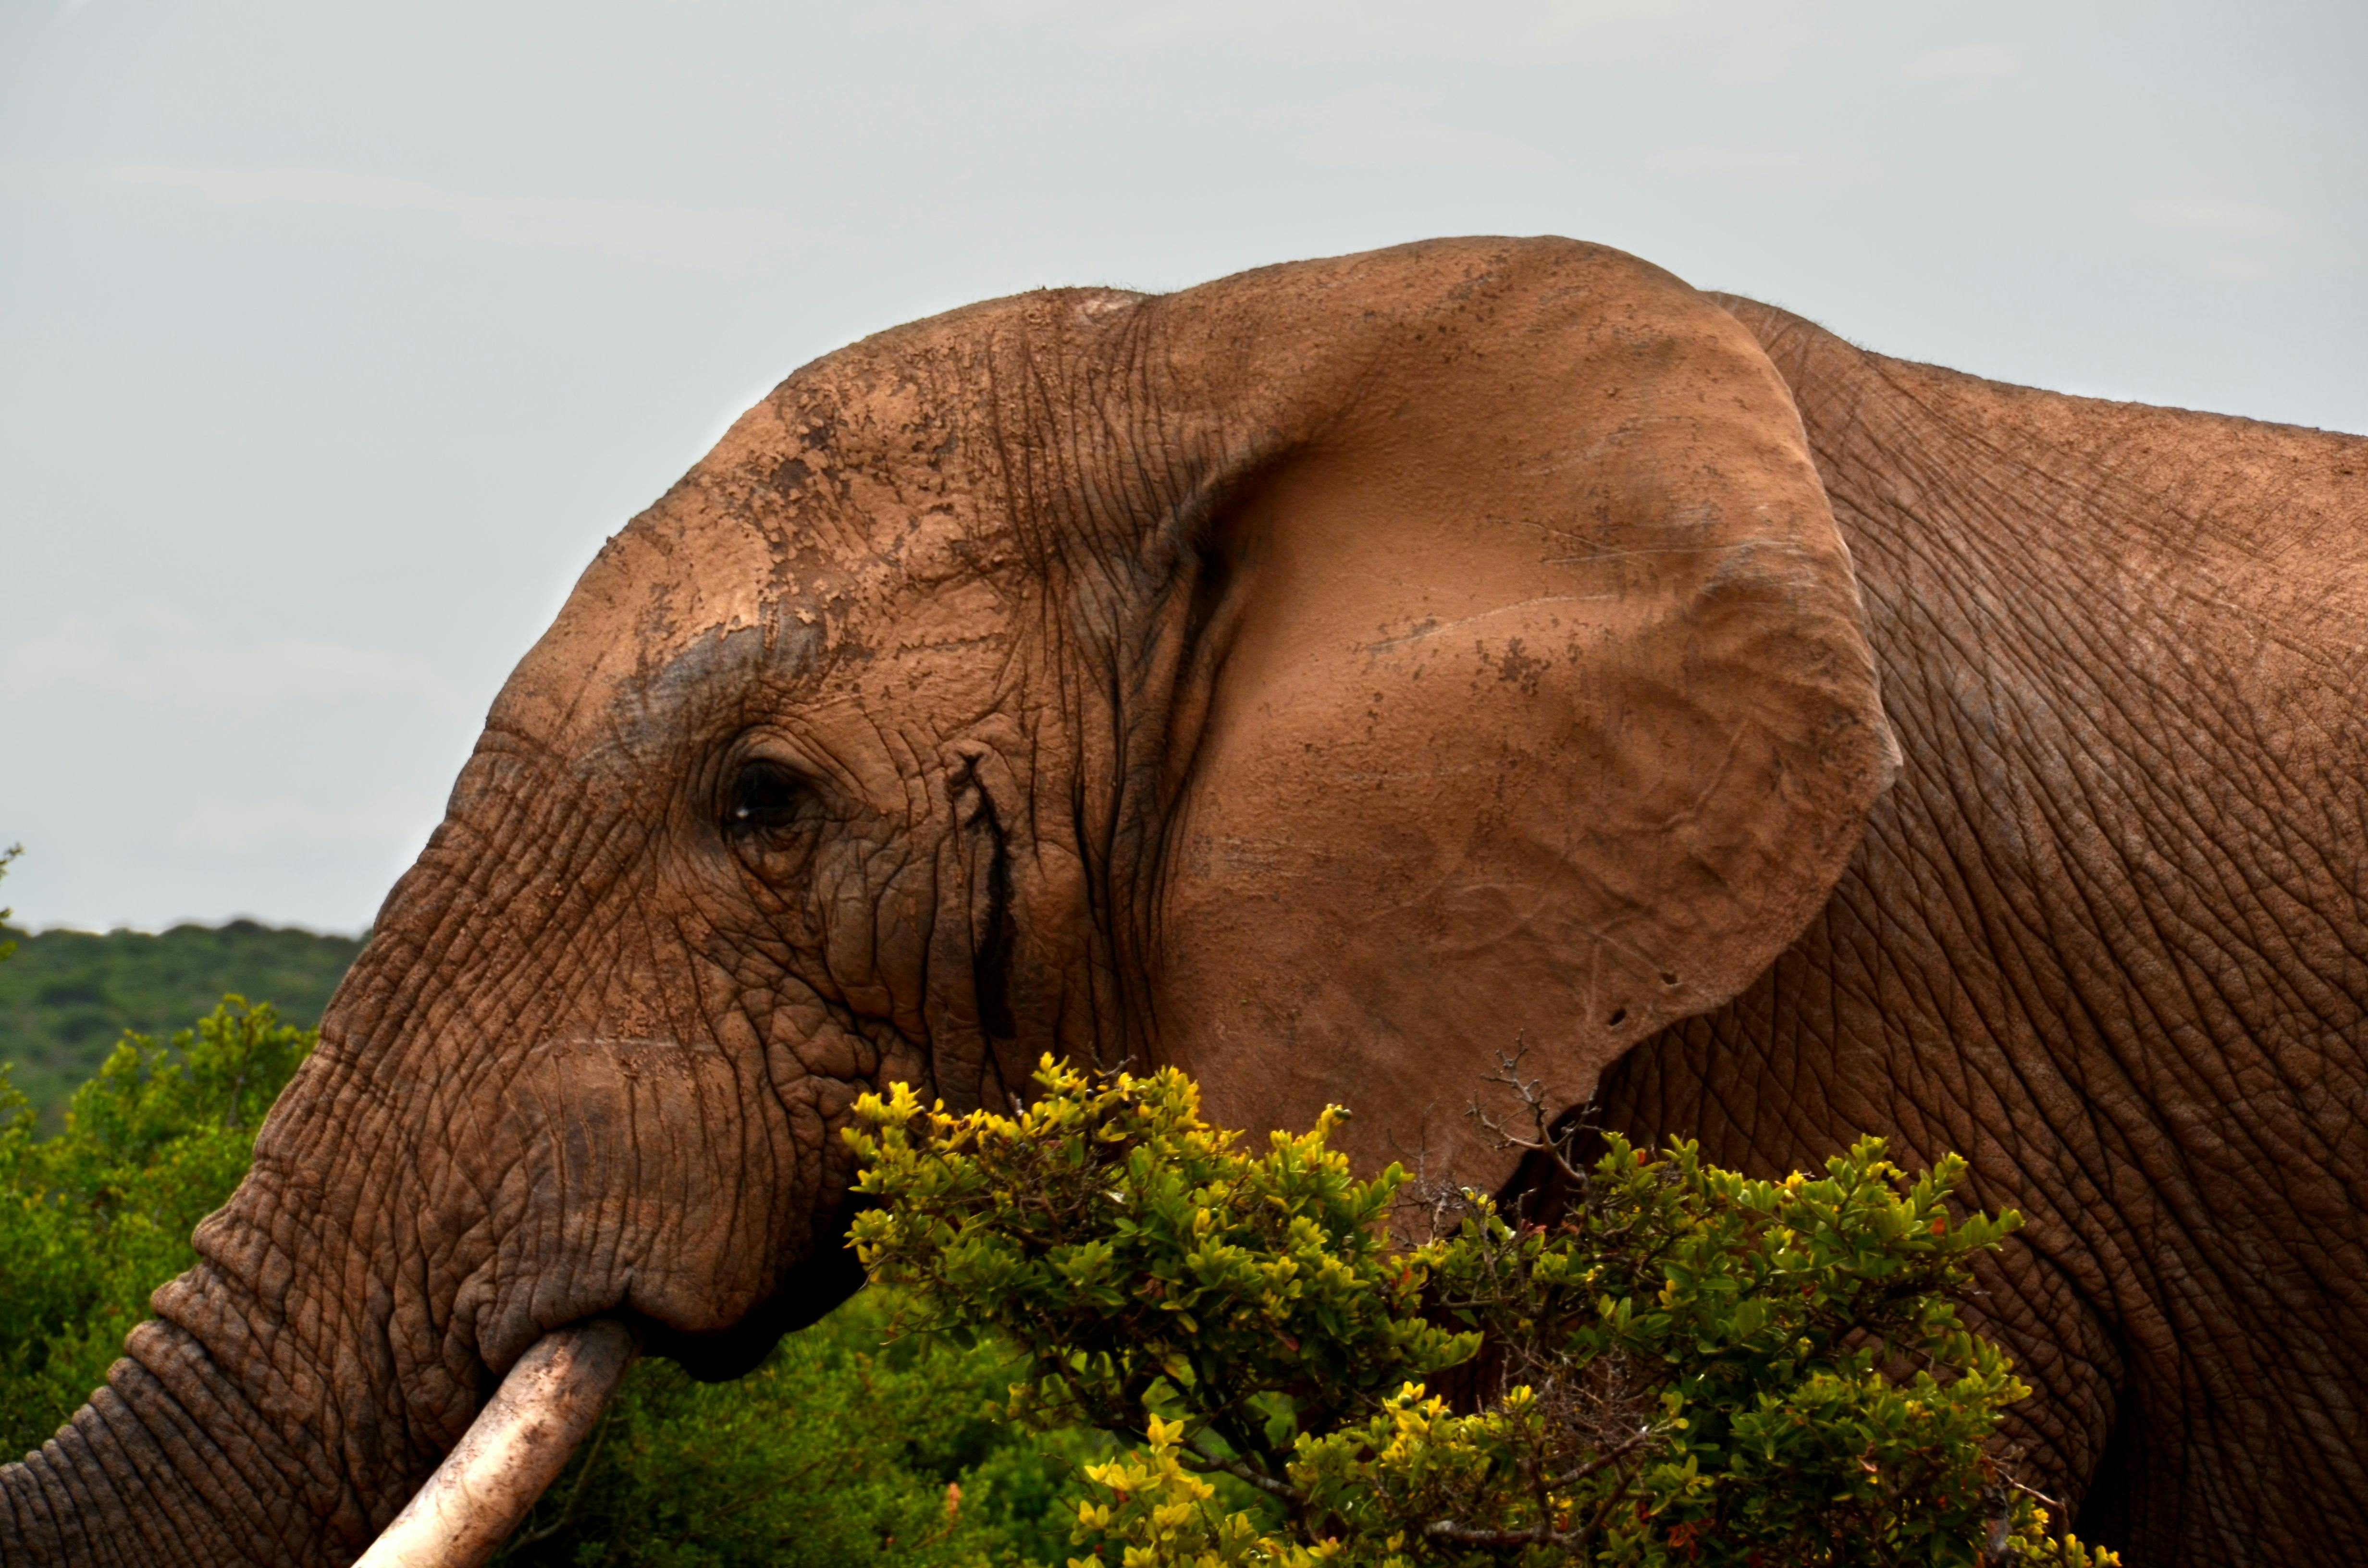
left=0, top=921, right=364, bottom=1129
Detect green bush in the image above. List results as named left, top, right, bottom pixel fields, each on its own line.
left=849, top=1057, right=2116, bottom=1568
left=0, top=994, right=315, bottom=1455
left=495, top=1288, right=1102, bottom=1568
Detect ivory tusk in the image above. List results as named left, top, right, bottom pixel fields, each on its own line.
left=355, top=1319, right=637, bottom=1568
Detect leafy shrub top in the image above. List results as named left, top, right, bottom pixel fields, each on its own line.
left=0, top=995, right=316, bottom=1454
left=849, top=1057, right=2114, bottom=1568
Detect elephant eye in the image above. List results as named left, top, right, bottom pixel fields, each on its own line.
left=724, top=759, right=813, bottom=838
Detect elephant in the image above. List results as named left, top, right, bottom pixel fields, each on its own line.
left=3, top=236, right=2362, bottom=1568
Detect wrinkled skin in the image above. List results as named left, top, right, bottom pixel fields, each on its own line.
left=1, top=238, right=2360, bottom=1568
left=1593, top=301, right=2368, bottom=1564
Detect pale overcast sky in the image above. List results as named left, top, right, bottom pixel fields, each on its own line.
left=2, top=1, right=2362, bottom=933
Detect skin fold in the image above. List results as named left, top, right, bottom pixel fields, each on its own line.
left=0, top=237, right=2357, bottom=1567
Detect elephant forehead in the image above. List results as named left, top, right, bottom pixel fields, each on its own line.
left=491, top=505, right=1018, bottom=780
left=488, top=310, right=1068, bottom=757
left=491, top=516, right=789, bottom=750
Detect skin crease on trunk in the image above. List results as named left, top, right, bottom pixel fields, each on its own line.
left=0, top=237, right=2359, bottom=1568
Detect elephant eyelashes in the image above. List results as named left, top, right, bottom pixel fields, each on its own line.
left=723, top=759, right=815, bottom=845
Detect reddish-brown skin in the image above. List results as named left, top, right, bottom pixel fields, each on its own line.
left=1597, top=298, right=2368, bottom=1563
left=0, top=238, right=2358, bottom=1567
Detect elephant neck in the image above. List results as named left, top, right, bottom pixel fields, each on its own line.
left=1797, top=318, right=2368, bottom=1070
left=1750, top=294, right=2368, bottom=1082
left=1738, top=299, right=2368, bottom=1560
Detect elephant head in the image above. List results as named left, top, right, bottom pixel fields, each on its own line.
left=0, top=237, right=1896, bottom=1565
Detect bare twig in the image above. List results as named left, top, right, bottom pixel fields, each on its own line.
left=1422, top=1517, right=1573, bottom=1547
left=1182, top=1441, right=1306, bottom=1504
left=1465, top=1046, right=1601, bottom=1185
left=1542, top=1421, right=1666, bottom=1489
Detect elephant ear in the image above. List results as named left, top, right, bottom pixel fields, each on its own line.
left=1132, top=239, right=1894, bottom=1180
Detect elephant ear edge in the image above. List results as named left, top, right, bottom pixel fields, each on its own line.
left=1129, top=237, right=1895, bottom=1179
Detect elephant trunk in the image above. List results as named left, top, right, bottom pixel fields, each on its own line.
left=0, top=1030, right=643, bottom=1567
left=0, top=1309, right=359, bottom=1565
left=0, top=895, right=579, bottom=1564
left=354, top=1321, right=635, bottom=1568
left=0, top=1216, right=634, bottom=1568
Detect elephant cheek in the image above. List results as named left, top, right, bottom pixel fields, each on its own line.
left=473, top=1039, right=794, bottom=1369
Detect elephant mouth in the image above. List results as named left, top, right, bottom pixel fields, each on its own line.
left=354, top=1208, right=875, bottom=1564
left=356, top=1317, right=637, bottom=1568
left=641, top=1221, right=871, bottom=1383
